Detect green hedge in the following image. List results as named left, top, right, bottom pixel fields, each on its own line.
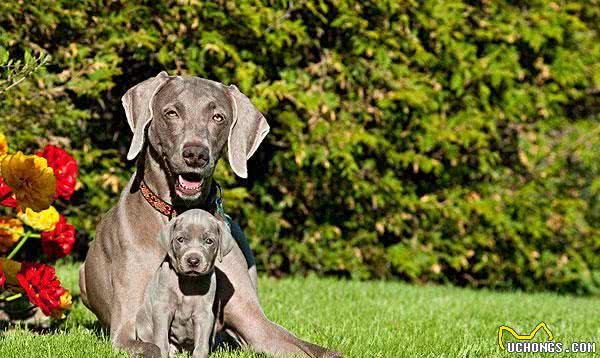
left=1, top=1, right=598, bottom=294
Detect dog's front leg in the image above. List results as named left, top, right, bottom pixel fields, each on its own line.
left=192, top=310, right=214, bottom=358
left=151, top=304, right=173, bottom=358
left=110, top=249, right=165, bottom=357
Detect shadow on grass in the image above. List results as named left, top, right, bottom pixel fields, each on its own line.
left=0, top=294, right=107, bottom=339
left=0, top=315, right=106, bottom=336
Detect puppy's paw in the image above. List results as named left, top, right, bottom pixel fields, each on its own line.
left=129, top=341, right=161, bottom=358
left=142, top=342, right=161, bottom=358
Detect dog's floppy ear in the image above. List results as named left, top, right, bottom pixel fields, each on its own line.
left=122, top=71, right=171, bottom=161
left=216, top=221, right=235, bottom=263
left=157, top=217, right=177, bottom=260
left=227, top=85, right=270, bottom=178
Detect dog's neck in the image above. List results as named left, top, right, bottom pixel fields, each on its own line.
left=177, top=272, right=213, bottom=295
left=136, top=145, right=216, bottom=214
left=140, top=146, right=172, bottom=202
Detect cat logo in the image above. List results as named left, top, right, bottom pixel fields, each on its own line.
left=498, top=322, right=554, bottom=350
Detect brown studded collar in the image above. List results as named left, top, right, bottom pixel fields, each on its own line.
left=139, top=180, right=226, bottom=221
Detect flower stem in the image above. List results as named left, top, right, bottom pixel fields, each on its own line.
left=5, top=292, right=23, bottom=301
left=7, top=232, right=33, bottom=259
left=0, top=226, right=40, bottom=238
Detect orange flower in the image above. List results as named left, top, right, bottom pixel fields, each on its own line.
left=1, top=151, right=56, bottom=212
left=0, top=217, right=24, bottom=253
left=50, top=290, right=72, bottom=319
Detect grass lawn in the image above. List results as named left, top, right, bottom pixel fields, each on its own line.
left=0, top=261, right=597, bottom=357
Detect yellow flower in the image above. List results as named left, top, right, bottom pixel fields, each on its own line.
left=1, top=151, right=56, bottom=212
left=0, top=133, right=7, bottom=158
left=0, top=217, right=24, bottom=254
left=51, top=290, right=73, bottom=319
left=18, top=206, right=60, bottom=231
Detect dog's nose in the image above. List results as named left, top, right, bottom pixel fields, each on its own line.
left=187, top=255, right=200, bottom=267
left=182, top=143, right=209, bottom=168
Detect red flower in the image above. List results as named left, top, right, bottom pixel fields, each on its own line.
left=36, top=145, right=78, bottom=201
left=16, top=262, right=65, bottom=316
left=0, top=177, right=17, bottom=208
left=41, top=215, right=76, bottom=260
left=0, top=261, right=6, bottom=287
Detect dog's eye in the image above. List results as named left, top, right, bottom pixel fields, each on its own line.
left=176, top=236, right=185, bottom=243
left=212, top=113, right=224, bottom=123
left=205, top=238, right=214, bottom=245
left=165, top=110, right=178, bottom=118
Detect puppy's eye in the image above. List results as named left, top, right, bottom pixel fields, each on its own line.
left=212, top=113, right=224, bottom=123
left=205, top=238, right=214, bottom=245
left=165, top=110, right=178, bottom=118
left=176, top=236, right=185, bottom=243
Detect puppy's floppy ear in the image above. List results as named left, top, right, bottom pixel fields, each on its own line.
left=216, top=221, right=235, bottom=263
left=157, top=217, right=178, bottom=260
left=122, top=71, right=171, bottom=161
left=227, top=85, right=270, bottom=178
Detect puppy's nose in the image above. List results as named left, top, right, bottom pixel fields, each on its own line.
left=187, top=255, right=200, bottom=267
left=182, top=143, right=209, bottom=168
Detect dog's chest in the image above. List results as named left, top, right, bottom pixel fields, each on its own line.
left=169, top=296, right=199, bottom=346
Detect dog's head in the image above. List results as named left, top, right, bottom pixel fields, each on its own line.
left=158, top=209, right=233, bottom=276
left=122, top=72, right=269, bottom=204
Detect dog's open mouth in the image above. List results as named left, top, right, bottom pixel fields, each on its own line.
left=175, top=173, right=204, bottom=196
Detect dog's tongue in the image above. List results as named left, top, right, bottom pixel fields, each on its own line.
left=178, top=175, right=201, bottom=189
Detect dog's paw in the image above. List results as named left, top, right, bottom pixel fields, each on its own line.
left=142, top=342, right=161, bottom=358
left=129, top=341, right=161, bottom=358
left=323, top=351, right=343, bottom=358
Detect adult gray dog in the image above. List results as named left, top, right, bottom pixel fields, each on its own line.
left=79, top=72, right=338, bottom=357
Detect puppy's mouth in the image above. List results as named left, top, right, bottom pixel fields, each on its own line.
left=180, top=261, right=212, bottom=276
left=175, top=173, right=204, bottom=197
left=182, top=268, right=212, bottom=277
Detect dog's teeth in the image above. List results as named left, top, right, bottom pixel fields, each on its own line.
left=176, top=177, right=202, bottom=194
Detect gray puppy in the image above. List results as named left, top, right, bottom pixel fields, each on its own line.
left=136, top=209, right=234, bottom=358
